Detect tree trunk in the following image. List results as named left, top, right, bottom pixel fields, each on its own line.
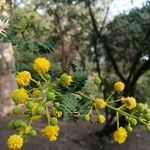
left=0, top=42, right=17, bottom=117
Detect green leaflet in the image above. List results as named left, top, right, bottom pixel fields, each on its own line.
left=71, top=60, right=88, bottom=92
left=59, top=93, right=92, bottom=120
left=60, top=93, right=78, bottom=120
left=50, top=62, right=62, bottom=79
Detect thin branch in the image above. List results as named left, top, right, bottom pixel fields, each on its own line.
left=131, top=58, right=150, bottom=85
left=126, top=51, right=142, bottom=83
left=103, top=41, right=126, bottom=82
left=87, top=0, right=125, bottom=81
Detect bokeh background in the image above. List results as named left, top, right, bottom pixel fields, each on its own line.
left=0, top=0, right=150, bottom=149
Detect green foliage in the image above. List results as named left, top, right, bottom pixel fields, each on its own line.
left=59, top=93, right=78, bottom=119
left=50, top=62, right=62, bottom=79
left=137, top=71, right=150, bottom=103
left=77, top=98, right=92, bottom=115
left=0, top=15, right=10, bottom=38
left=1, top=9, right=57, bottom=55
left=71, top=60, right=88, bottom=92
left=59, top=92, right=92, bottom=119
left=82, top=80, right=99, bottom=95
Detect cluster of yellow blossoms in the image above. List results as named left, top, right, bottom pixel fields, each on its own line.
left=121, top=97, right=137, bottom=110
left=16, top=71, right=31, bottom=86
left=7, top=57, right=150, bottom=149
left=33, top=57, right=51, bottom=73
left=7, top=57, right=63, bottom=150
left=42, top=125, right=60, bottom=141
left=7, top=135, right=23, bottom=150
left=60, top=73, right=73, bottom=86
left=12, top=88, right=29, bottom=104
left=113, top=127, right=128, bottom=144
left=90, top=81, right=138, bottom=144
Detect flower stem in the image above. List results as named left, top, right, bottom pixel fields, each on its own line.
left=76, top=91, right=94, bottom=102
left=39, top=73, right=47, bottom=82
left=106, top=90, right=115, bottom=102
left=116, top=112, right=119, bottom=129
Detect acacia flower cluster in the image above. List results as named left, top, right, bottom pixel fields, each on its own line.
left=7, top=57, right=150, bottom=149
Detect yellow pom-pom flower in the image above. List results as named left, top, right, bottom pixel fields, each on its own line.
left=41, top=125, right=60, bottom=141
left=95, top=98, right=106, bottom=109
left=16, top=71, right=31, bottom=86
left=7, top=134, right=23, bottom=150
left=121, top=97, right=137, bottom=110
left=32, top=89, right=41, bottom=98
left=33, top=57, right=51, bottom=73
left=60, top=73, right=73, bottom=86
left=97, top=114, right=105, bottom=124
left=12, top=88, right=29, bottom=104
left=113, top=127, right=127, bottom=144
left=54, top=111, right=62, bottom=118
left=114, top=82, right=125, bottom=92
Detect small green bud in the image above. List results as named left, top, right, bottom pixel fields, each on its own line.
left=35, top=106, right=45, bottom=115
left=137, top=103, right=145, bottom=112
left=83, top=114, right=91, bottom=121
left=130, top=118, right=137, bottom=126
left=12, top=106, right=22, bottom=115
left=145, top=108, right=150, bottom=114
left=30, top=130, right=37, bottom=137
left=12, top=120, right=27, bottom=129
left=8, top=120, right=15, bottom=130
left=126, top=125, right=133, bottom=133
left=146, top=123, right=150, bottom=132
left=97, top=114, right=105, bottom=124
left=54, top=102, right=60, bottom=108
left=14, top=120, right=22, bottom=128
left=145, top=113, right=150, bottom=120
left=94, top=77, right=101, bottom=85
left=32, top=90, right=41, bottom=98
left=26, top=101, right=33, bottom=109
left=47, top=92, right=56, bottom=100
left=50, top=117, right=58, bottom=126
left=20, top=121, right=27, bottom=128
left=44, top=74, right=51, bottom=80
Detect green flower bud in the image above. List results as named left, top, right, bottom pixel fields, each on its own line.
left=26, top=101, right=33, bottom=109
left=30, top=130, right=37, bottom=137
left=54, top=102, right=60, bottom=109
left=32, top=90, right=41, bottom=98
left=130, top=118, right=137, bottom=126
left=126, top=125, right=133, bottom=133
left=94, top=77, right=101, bottom=85
left=47, top=92, right=56, bottom=100
left=97, top=114, right=105, bottom=124
left=35, top=106, right=45, bottom=115
left=14, top=120, right=22, bottom=128
left=146, top=122, right=150, bottom=132
left=12, top=120, right=27, bottom=129
left=145, top=108, right=150, bottom=114
left=145, top=113, right=150, bottom=120
left=20, top=121, right=27, bottom=128
left=44, top=74, right=51, bottom=80
left=137, top=103, right=145, bottom=112
left=50, top=117, right=58, bottom=126
left=8, top=120, right=15, bottom=130
left=12, top=106, right=22, bottom=115
left=83, top=114, right=91, bottom=121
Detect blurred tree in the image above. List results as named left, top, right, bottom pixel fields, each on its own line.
left=87, top=0, right=150, bottom=96
left=87, top=0, right=150, bottom=136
